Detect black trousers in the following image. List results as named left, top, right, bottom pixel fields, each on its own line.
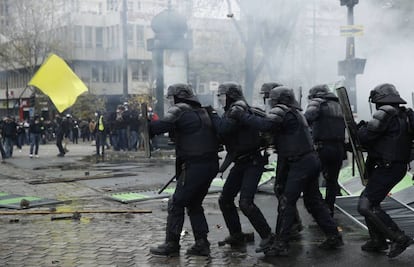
left=358, top=160, right=407, bottom=240
left=277, top=152, right=338, bottom=242
left=166, top=156, right=219, bottom=242
left=56, top=133, right=65, bottom=154
left=219, top=154, right=271, bottom=239
left=317, top=141, right=344, bottom=212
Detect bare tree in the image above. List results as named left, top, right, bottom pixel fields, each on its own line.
left=0, top=0, right=72, bottom=76
left=185, top=0, right=304, bottom=102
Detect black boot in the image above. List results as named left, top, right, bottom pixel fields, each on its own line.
left=150, top=241, right=180, bottom=257
left=265, top=239, right=289, bottom=257
left=319, top=234, right=344, bottom=250
left=256, top=233, right=275, bottom=253
left=218, top=232, right=253, bottom=247
left=186, top=238, right=211, bottom=256
left=289, top=222, right=304, bottom=240
left=362, top=219, right=388, bottom=252
left=361, top=239, right=388, bottom=252
left=387, top=232, right=413, bottom=258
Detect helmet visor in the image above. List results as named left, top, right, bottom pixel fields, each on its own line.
left=217, top=94, right=227, bottom=108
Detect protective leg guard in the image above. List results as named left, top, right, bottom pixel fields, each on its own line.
left=361, top=219, right=388, bottom=252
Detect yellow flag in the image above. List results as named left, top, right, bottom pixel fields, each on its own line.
left=28, top=54, right=88, bottom=113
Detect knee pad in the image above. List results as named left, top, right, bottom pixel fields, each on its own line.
left=239, top=198, right=256, bottom=217
left=357, top=195, right=371, bottom=217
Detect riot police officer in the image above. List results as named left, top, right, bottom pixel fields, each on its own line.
left=357, top=83, right=414, bottom=258
left=304, top=84, right=346, bottom=216
left=215, top=82, right=273, bottom=251
left=149, top=84, right=219, bottom=257
left=260, top=82, right=304, bottom=241
left=229, top=86, right=343, bottom=256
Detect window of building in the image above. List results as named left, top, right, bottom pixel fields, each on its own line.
left=107, top=0, right=118, bottom=11
left=128, top=1, right=133, bottom=11
left=96, top=27, right=103, bottom=48
left=106, top=26, right=110, bottom=48
left=127, top=24, right=133, bottom=46
left=92, top=65, right=99, bottom=82
left=136, top=25, right=144, bottom=47
left=112, top=26, right=116, bottom=48
left=85, top=26, right=93, bottom=48
left=74, top=25, right=82, bottom=47
left=141, top=62, right=149, bottom=81
left=131, top=61, right=139, bottom=81
left=102, top=64, right=109, bottom=82
left=112, top=65, right=117, bottom=82
left=116, top=26, right=120, bottom=48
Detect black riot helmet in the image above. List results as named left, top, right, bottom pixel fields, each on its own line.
left=269, top=86, right=301, bottom=109
left=308, top=84, right=330, bottom=99
left=369, top=83, right=406, bottom=105
left=260, top=82, right=283, bottom=99
left=166, top=83, right=200, bottom=104
left=217, top=82, right=244, bottom=109
left=217, top=82, right=244, bottom=100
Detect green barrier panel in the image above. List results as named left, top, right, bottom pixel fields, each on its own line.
left=0, top=194, right=63, bottom=209
left=390, top=172, right=413, bottom=194
left=108, top=161, right=276, bottom=204
left=0, top=196, right=42, bottom=205
left=338, top=165, right=355, bottom=183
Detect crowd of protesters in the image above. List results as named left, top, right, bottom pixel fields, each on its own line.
left=0, top=102, right=159, bottom=160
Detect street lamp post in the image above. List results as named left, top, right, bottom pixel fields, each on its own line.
left=338, top=0, right=366, bottom=113
left=121, top=0, right=128, bottom=101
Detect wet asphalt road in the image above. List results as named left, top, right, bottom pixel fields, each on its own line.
left=0, top=143, right=413, bottom=266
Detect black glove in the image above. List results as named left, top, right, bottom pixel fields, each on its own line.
left=204, top=105, right=216, bottom=115
left=356, top=120, right=366, bottom=128
left=344, top=142, right=352, bottom=152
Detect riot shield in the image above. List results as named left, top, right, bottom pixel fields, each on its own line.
left=336, top=87, right=368, bottom=186
left=141, top=103, right=151, bottom=158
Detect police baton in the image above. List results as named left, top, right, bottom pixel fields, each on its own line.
left=158, top=174, right=176, bottom=194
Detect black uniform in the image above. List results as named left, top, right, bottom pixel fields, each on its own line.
left=305, top=86, right=345, bottom=215
left=232, top=86, right=342, bottom=256
left=149, top=84, right=219, bottom=257
left=357, top=83, right=414, bottom=258
left=260, top=82, right=303, bottom=240
left=55, top=115, right=68, bottom=156
left=214, top=82, right=272, bottom=249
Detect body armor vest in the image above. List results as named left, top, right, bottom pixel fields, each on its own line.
left=369, top=108, right=411, bottom=162
left=175, top=108, right=218, bottom=157
left=222, top=108, right=261, bottom=156
left=273, top=106, right=314, bottom=158
left=311, top=99, right=345, bottom=141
